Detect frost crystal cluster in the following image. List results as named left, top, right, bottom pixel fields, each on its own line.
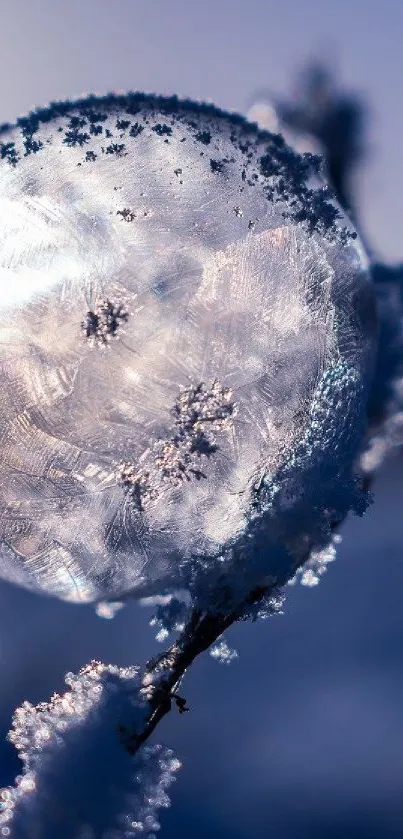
left=0, top=94, right=375, bottom=606
left=0, top=661, right=180, bottom=838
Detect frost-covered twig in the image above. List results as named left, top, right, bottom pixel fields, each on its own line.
left=0, top=662, right=181, bottom=839
left=122, top=587, right=268, bottom=754
left=121, top=529, right=344, bottom=756
left=0, top=582, right=275, bottom=837
left=0, top=558, right=316, bottom=839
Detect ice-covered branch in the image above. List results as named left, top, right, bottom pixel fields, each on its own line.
left=0, top=662, right=180, bottom=839
left=0, top=529, right=349, bottom=839
left=0, top=577, right=296, bottom=838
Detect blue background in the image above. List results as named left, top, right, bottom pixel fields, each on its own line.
left=0, top=3, right=402, bottom=836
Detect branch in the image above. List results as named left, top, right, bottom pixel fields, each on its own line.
left=120, top=582, right=272, bottom=755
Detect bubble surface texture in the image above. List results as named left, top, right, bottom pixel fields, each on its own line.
left=0, top=94, right=375, bottom=602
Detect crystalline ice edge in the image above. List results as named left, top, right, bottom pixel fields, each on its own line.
left=0, top=94, right=375, bottom=602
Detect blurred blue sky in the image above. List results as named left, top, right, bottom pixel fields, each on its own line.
left=1, top=0, right=403, bottom=261
left=0, top=2, right=402, bottom=837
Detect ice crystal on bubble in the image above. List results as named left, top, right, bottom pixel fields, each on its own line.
left=0, top=662, right=180, bottom=838
left=119, top=380, right=235, bottom=509
left=82, top=298, right=129, bottom=347
left=0, top=93, right=375, bottom=607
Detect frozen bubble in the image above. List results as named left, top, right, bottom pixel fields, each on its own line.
left=0, top=94, right=375, bottom=604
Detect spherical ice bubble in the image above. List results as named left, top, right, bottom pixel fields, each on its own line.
left=0, top=94, right=376, bottom=603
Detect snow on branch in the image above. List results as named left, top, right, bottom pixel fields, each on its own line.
left=0, top=662, right=180, bottom=839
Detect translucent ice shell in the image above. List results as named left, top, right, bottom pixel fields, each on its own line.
left=0, top=95, right=375, bottom=602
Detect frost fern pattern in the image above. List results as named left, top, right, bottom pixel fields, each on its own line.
left=119, top=381, right=236, bottom=510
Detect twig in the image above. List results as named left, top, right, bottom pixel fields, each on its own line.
left=120, top=584, right=269, bottom=755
